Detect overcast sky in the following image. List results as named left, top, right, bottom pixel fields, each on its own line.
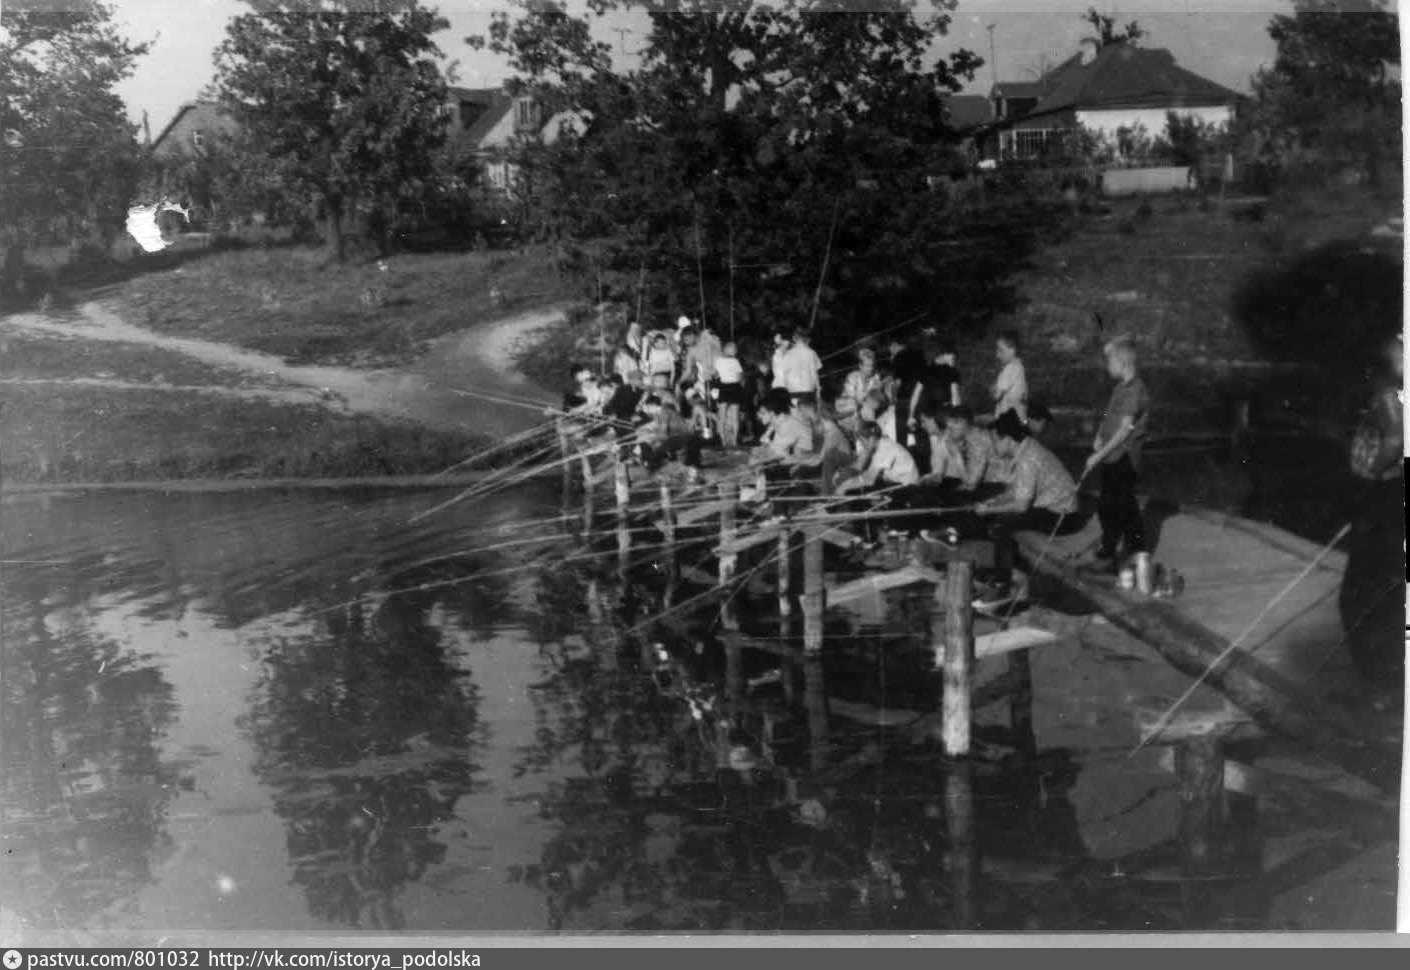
left=113, top=0, right=1294, bottom=132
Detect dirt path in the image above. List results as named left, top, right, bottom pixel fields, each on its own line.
left=1, top=301, right=566, bottom=436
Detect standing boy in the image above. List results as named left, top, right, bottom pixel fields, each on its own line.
left=1085, top=338, right=1151, bottom=565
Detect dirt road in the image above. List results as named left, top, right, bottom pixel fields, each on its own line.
left=1, top=301, right=566, bottom=437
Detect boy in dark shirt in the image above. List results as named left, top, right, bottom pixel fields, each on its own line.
left=1085, top=338, right=1151, bottom=564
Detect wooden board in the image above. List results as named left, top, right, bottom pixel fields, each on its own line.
left=827, top=565, right=936, bottom=607
left=974, top=626, right=1060, bottom=659
left=826, top=696, right=924, bottom=727
left=714, top=523, right=783, bottom=558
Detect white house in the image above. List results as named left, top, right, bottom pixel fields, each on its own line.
left=983, top=41, right=1241, bottom=161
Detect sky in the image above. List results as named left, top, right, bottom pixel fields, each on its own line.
left=111, top=0, right=1294, bottom=133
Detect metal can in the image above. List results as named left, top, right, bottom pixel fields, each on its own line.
left=1117, top=564, right=1137, bottom=590
left=1133, top=552, right=1155, bottom=595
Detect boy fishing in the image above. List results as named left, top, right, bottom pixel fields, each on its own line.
left=1084, top=337, right=1151, bottom=568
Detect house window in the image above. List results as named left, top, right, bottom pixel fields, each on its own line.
left=514, top=99, right=540, bottom=131
left=191, top=130, right=205, bottom=149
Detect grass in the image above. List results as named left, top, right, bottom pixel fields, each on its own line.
left=107, top=244, right=576, bottom=367
left=0, top=332, right=282, bottom=388
left=0, top=384, right=482, bottom=484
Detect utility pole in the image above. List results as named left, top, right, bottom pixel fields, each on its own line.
left=612, top=27, right=632, bottom=54
left=986, top=24, right=999, bottom=90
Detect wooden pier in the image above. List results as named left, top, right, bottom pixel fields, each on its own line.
left=557, top=419, right=1400, bottom=925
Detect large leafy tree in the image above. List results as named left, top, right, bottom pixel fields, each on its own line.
left=0, top=0, right=148, bottom=292
left=1237, top=0, right=1400, bottom=187
left=469, top=1, right=1049, bottom=351
left=211, top=0, right=452, bottom=260
left=1081, top=8, right=1144, bottom=48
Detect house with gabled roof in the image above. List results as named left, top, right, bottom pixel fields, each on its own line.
left=150, top=102, right=240, bottom=158
left=982, top=41, right=1242, bottom=161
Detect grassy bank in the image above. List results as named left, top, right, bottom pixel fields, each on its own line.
left=0, top=383, right=480, bottom=484
left=106, top=244, right=575, bottom=367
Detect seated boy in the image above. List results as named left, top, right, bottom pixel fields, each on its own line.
left=638, top=395, right=703, bottom=472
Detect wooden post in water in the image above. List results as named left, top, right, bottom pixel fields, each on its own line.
left=718, top=482, right=739, bottom=631
left=658, top=478, right=676, bottom=547
left=804, top=656, right=830, bottom=773
left=802, top=526, right=826, bottom=655
left=557, top=421, right=573, bottom=508
left=1176, top=730, right=1226, bottom=872
left=613, top=448, right=631, bottom=573
left=1008, top=650, right=1036, bottom=758
left=580, top=450, right=595, bottom=536
left=945, top=760, right=978, bottom=931
left=725, top=639, right=744, bottom=706
left=776, top=525, right=793, bottom=618
left=941, top=561, right=975, bottom=758
left=659, top=478, right=677, bottom=609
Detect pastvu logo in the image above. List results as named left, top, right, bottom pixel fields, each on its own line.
left=4, top=949, right=23, bottom=970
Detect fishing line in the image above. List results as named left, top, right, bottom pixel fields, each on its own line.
left=1128, top=521, right=1352, bottom=757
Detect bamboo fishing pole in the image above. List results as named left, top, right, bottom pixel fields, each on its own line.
left=807, top=198, right=842, bottom=335
left=1128, top=521, right=1353, bottom=758
left=694, top=208, right=707, bottom=330
left=728, top=223, right=735, bottom=341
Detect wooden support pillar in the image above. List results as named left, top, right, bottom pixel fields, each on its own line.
left=725, top=639, right=744, bottom=706
left=804, top=656, right=830, bottom=773
left=1176, top=730, right=1226, bottom=872
left=941, top=561, right=975, bottom=758
left=585, top=578, right=617, bottom=673
left=714, top=718, right=733, bottom=773
left=945, top=760, right=978, bottom=931
left=802, top=526, right=826, bottom=655
left=580, top=451, right=595, bottom=536
left=658, top=479, right=676, bottom=547
left=718, top=482, right=739, bottom=631
left=614, top=451, right=632, bottom=575
left=776, top=526, right=793, bottom=617
left=1008, top=649, right=1036, bottom=758
left=557, top=421, right=572, bottom=508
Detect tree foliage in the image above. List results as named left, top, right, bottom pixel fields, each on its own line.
left=1081, top=8, right=1144, bottom=48
left=469, top=1, right=1063, bottom=352
left=211, top=0, right=453, bottom=260
left=0, top=0, right=148, bottom=288
left=1236, top=0, right=1400, bottom=188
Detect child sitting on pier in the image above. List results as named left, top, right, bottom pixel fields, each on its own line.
left=835, top=421, right=921, bottom=544
left=637, top=395, right=703, bottom=473
left=787, top=393, right=855, bottom=494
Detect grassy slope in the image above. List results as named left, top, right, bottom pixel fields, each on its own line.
left=0, top=383, right=478, bottom=484
left=109, top=244, right=575, bottom=367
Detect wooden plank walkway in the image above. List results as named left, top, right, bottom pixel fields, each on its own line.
left=1016, top=510, right=1396, bottom=782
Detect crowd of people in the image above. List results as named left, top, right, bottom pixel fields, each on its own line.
left=560, top=314, right=1155, bottom=604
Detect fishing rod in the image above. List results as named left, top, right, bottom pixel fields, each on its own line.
left=431, top=422, right=560, bottom=479
left=1127, top=521, right=1352, bottom=758
left=808, top=198, right=843, bottom=335
left=694, top=209, right=707, bottom=332
left=820, top=312, right=929, bottom=364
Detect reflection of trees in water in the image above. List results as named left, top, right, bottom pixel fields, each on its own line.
left=240, top=583, right=487, bottom=930
left=0, top=578, right=186, bottom=929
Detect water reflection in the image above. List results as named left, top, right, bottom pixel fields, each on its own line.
left=1, top=570, right=189, bottom=930
left=1, top=487, right=1395, bottom=934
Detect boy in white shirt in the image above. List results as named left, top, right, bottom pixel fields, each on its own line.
left=777, top=326, right=823, bottom=400
left=992, top=331, right=1028, bottom=424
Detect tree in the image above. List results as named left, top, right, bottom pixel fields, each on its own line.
left=468, top=1, right=1053, bottom=351
left=1082, top=7, right=1144, bottom=47
left=0, top=0, right=149, bottom=294
left=1236, top=0, right=1400, bottom=188
left=211, top=0, right=452, bottom=261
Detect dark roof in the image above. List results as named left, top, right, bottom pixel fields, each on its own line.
left=447, top=85, right=515, bottom=153
left=151, top=101, right=228, bottom=151
left=992, top=81, right=1049, bottom=101
left=1024, top=44, right=1240, bottom=118
left=942, top=94, right=995, bottom=130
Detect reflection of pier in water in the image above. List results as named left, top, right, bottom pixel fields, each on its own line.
left=533, top=425, right=1400, bottom=930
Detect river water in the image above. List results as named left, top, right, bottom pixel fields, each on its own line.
left=0, top=486, right=1397, bottom=937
